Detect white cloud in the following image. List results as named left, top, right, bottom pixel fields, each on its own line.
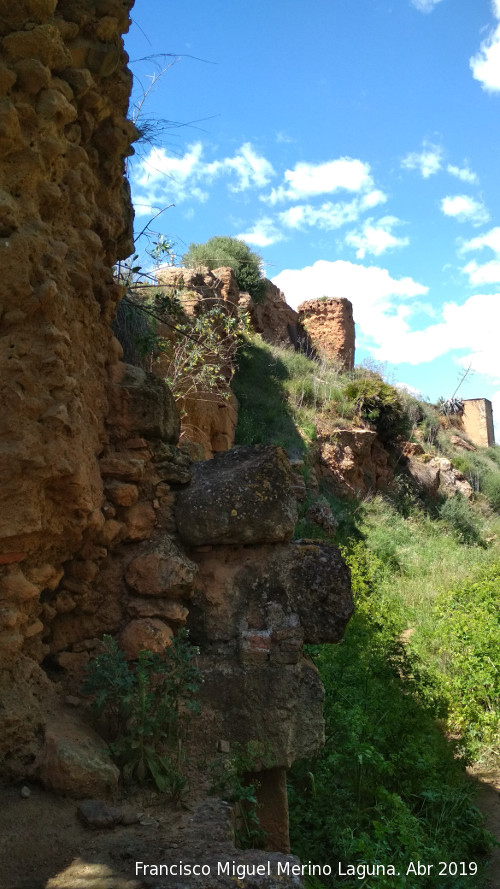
left=459, top=225, right=500, bottom=256
left=236, top=217, right=284, bottom=247
left=470, top=2, right=500, bottom=93
left=272, top=262, right=500, bottom=389
left=263, top=157, right=376, bottom=204
left=440, top=194, right=489, bottom=226
left=209, top=143, right=275, bottom=192
left=396, top=382, right=422, bottom=397
left=133, top=141, right=274, bottom=210
left=411, top=0, right=444, bottom=12
left=371, top=291, right=500, bottom=371
left=458, top=226, right=500, bottom=284
left=344, top=216, right=410, bottom=259
left=461, top=259, right=500, bottom=286
left=402, top=142, right=443, bottom=178
left=447, top=164, right=478, bottom=185
left=273, top=259, right=426, bottom=308
left=278, top=191, right=387, bottom=232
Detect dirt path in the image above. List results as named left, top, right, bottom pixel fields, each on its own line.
left=469, top=767, right=500, bottom=887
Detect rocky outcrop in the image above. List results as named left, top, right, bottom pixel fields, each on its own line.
left=176, top=446, right=352, bottom=850
left=0, top=0, right=136, bottom=763
left=297, top=298, right=355, bottom=370
left=180, top=391, right=238, bottom=459
left=0, top=5, right=354, bottom=866
left=155, top=265, right=240, bottom=315
left=406, top=455, right=473, bottom=500
left=315, top=426, right=393, bottom=498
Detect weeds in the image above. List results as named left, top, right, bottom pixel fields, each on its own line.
left=82, top=631, right=200, bottom=798
left=209, top=741, right=275, bottom=849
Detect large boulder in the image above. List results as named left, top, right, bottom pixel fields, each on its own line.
left=175, top=446, right=298, bottom=546
left=189, top=542, right=352, bottom=650
left=39, top=717, right=119, bottom=798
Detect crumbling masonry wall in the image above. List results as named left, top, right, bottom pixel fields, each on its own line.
left=0, top=0, right=136, bottom=754
left=462, top=398, right=495, bottom=449
left=0, top=6, right=354, bottom=864
left=297, top=297, right=355, bottom=370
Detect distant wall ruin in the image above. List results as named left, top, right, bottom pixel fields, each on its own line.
left=297, top=297, right=355, bottom=370
left=462, top=398, right=495, bottom=448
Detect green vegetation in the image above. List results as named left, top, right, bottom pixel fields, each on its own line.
left=82, top=631, right=200, bottom=798
left=182, top=235, right=266, bottom=302
left=209, top=741, right=276, bottom=849
left=411, top=564, right=500, bottom=762
left=114, top=287, right=250, bottom=408
left=452, top=448, right=500, bottom=511
left=232, top=332, right=500, bottom=886
left=233, top=334, right=406, bottom=451
left=288, top=547, right=492, bottom=889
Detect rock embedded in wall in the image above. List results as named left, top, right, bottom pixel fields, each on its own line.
left=175, top=445, right=299, bottom=546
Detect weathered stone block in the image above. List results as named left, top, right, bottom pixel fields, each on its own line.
left=125, top=540, right=197, bottom=599
left=175, top=445, right=298, bottom=546
left=111, top=364, right=180, bottom=442
left=119, top=618, right=173, bottom=660
left=122, top=501, right=156, bottom=541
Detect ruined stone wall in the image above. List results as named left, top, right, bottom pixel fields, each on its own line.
left=297, top=297, right=355, bottom=370
left=462, top=398, right=495, bottom=448
left=0, top=8, right=355, bottom=862
left=0, top=0, right=136, bottom=755
left=243, top=279, right=303, bottom=349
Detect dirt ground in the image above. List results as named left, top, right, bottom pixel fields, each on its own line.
left=0, top=770, right=499, bottom=889
left=468, top=767, right=500, bottom=888
left=0, top=781, right=190, bottom=889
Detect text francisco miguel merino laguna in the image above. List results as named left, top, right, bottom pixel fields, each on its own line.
left=134, top=860, right=456, bottom=879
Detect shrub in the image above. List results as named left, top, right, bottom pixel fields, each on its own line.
left=342, top=372, right=412, bottom=443
left=439, top=493, right=484, bottom=546
left=182, top=236, right=266, bottom=303
left=209, top=741, right=275, bottom=849
left=82, top=631, right=200, bottom=797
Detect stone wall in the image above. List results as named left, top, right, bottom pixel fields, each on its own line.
left=0, top=2, right=135, bottom=676
left=0, top=5, right=354, bottom=860
left=242, top=279, right=306, bottom=350
left=462, top=398, right=495, bottom=448
left=297, top=297, right=355, bottom=370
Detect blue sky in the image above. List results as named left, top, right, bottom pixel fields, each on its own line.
left=124, top=0, right=500, bottom=437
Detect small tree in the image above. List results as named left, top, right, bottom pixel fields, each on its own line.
left=182, top=236, right=266, bottom=303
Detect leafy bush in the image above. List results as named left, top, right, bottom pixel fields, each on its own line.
left=82, top=631, right=200, bottom=797
left=209, top=741, right=275, bottom=849
left=342, top=371, right=412, bottom=443
left=182, top=236, right=266, bottom=303
left=452, top=450, right=500, bottom=512
left=439, top=493, right=485, bottom=546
